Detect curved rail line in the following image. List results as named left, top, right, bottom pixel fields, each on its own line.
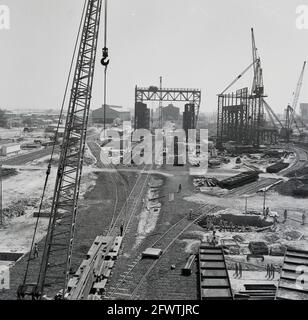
left=106, top=203, right=220, bottom=300
left=69, top=140, right=154, bottom=299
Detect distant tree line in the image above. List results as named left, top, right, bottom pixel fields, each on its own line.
left=0, top=109, right=8, bottom=128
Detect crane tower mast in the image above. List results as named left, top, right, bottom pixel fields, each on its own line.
left=28, top=0, right=104, bottom=298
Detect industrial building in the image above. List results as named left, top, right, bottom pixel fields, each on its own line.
left=183, top=103, right=196, bottom=134
left=92, top=105, right=131, bottom=125
left=134, top=102, right=150, bottom=130
left=162, top=104, right=180, bottom=121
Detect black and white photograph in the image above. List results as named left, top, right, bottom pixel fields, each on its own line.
left=0, top=0, right=308, bottom=311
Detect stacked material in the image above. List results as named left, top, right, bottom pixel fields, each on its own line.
left=0, top=167, right=17, bottom=179
left=235, top=284, right=277, bottom=300
left=198, top=245, right=233, bottom=300
left=248, top=242, right=269, bottom=255
left=276, top=248, right=308, bottom=300
left=266, top=162, right=289, bottom=173
left=193, top=177, right=219, bottom=188
left=68, top=236, right=123, bottom=299
left=218, top=171, right=259, bottom=190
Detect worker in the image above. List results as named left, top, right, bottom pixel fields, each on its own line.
left=283, top=209, right=288, bottom=223
left=33, top=243, right=39, bottom=259
left=189, top=209, right=193, bottom=220
left=238, top=263, right=243, bottom=278
left=233, top=263, right=239, bottom=278
left=266, top=263, right=270, bottom=278
left=178, top=184, right=182, bottom=193
left=212, top=230, right=217, bottom=246
left=302, top=213, right=306, bottom=225
left=271, top=264, right=275, bottom=279
left=120, top=223, right=124, bottom=237
left=265, top=207, right=270, bottom=218
left=273, top=215, right=278, bottom=227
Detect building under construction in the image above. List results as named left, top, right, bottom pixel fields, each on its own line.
left=216, top=88, right=278, bottom=148
left=216, top=29, right=279, bottom=149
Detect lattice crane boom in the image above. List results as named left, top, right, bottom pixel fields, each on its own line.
left=292, top=61, right=306, bottom=114
left=18, top=0, right=104, bottom=299
left=251, top=28, right=264, bottom=96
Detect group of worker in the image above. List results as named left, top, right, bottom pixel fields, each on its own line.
left=266, top=263, right=276, bottom=279
left=233, top=263, right=243, bottom=278
left=283, top=209, right=306, bottom=225
left=265, top=208, right=306, bottom=225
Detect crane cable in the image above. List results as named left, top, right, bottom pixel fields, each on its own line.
left=22, top=0, right=88, bottom=287
left=101, top=0, right=110, bottom=135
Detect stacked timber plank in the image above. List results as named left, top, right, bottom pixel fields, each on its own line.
left=266, top=162, right=289, bottom=173
left=276, top=248, right=308, bottom=300
left=218, top=171, right=259, bottom=190
left=67, top=236, right=123, bottom=299
left=198, top=244, right=233, bottom=300
left=234, top=284, right=277, bottom=300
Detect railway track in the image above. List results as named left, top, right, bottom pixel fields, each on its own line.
left=105, top=203, right=220, bottom=300
left=227, top=178, right=280, bottom=197
left=68, top=140, right=154, bottom=299
left=282, top=145, right=308, bottom=176
left=87, top=141, right=124, bottom=234
left=87, top=140, right=153, bottom=236
left=0, top=146, right=56, bottom=166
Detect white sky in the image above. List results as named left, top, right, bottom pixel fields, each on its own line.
left=1, top=0, right=308, bottom=114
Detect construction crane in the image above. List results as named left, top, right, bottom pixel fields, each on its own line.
left=263, top=99, right=283, bottom=131
left=286, top=105, right=304, bottom=142
left=220, top=60, right=257, bottom=95
left=284, top=61, right=306, bottom=142
left=289, top=61, right=306, bottom=131
left=291, top=61, right=306, bottom=115
left=17, top=0, right=105, bottom=299
left=251, top=28, right=264, bottom=96
left=220, top=28, right=262, bottom=96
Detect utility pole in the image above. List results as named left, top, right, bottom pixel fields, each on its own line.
left=262, top=190, right=266, bottom=215
left=159, top=76, right=163, bottom=129
left=245, top=196, right=248, bottom=214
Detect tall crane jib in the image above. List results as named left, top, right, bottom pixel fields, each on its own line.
left=17, top=0, right=104, bottom=300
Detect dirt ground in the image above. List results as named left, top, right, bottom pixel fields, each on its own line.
left=0, top=169, right=137, bottom=300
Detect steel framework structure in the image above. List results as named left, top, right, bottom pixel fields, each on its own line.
left=20, top=0, right=103, bottom=299
left=135, top=86, right=201, bottom=129
left=216, top=88, right=277, bottom=147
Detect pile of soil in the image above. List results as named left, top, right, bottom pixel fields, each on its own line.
left=2, top=198, right=38, bottom=219
left=283, top=230, right=302, bottom=240
left=0, top=168, right=18, bottom=179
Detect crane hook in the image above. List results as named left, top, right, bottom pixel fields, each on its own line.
left=101, top=47, right=110, bottom=66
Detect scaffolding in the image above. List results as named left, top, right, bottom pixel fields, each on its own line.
left=216, top=87, right=278, bottom=148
